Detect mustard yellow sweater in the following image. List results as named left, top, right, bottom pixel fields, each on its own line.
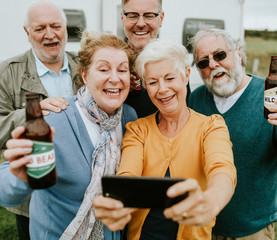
left=118, top=109, right=236, bottom=240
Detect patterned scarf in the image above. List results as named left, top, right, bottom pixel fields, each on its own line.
left=60, top=86, right=123, bottom=240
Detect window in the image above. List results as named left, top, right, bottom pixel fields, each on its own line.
left=183, top=18, right=224, bottom=53
left=116, top=5, right=125, bottom=39
left=64, top=9, right=86, bottom=42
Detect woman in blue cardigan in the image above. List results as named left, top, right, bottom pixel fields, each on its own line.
left=0, top=31, right=137, bottom=240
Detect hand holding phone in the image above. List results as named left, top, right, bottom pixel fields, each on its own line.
left=102, top=175, right=188, bottom=209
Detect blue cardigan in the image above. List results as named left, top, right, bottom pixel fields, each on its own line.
left=0, top=96, right=137, bottom=240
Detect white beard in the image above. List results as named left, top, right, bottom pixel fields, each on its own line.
left=202, top=54, right=243, bottom=98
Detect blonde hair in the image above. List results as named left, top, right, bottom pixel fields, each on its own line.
left=76, top=30, right=136, bottom=87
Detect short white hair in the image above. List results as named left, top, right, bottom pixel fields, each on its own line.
left=135, top=39, right=190, bottom=87
left=24, top=1, right=67, bottom=29
left=190, top=28, right=247, bottom=67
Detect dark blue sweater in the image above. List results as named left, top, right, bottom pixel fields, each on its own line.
left=188, top=75, right=277, bottom=238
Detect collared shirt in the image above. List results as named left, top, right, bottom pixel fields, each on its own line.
left=33, top=51, right=73, bottom=98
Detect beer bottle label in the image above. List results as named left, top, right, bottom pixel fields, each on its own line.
left=26, top=141, right=55, bottom=179
left=264, top=87, right=277, bottom=110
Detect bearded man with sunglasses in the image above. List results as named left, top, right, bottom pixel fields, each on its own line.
left=188, top=28, right=277, bottom=240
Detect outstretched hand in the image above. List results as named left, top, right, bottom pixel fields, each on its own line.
left=40, top=97, right=69, bottom=116
left=163, top=179, right=217, bottom=227
left=164, top=174, right=233, bottom=227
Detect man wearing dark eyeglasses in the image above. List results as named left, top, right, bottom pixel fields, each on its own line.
left=121, top=0, right=191, bottom=118
left=188, top=28, right=277, bottom=240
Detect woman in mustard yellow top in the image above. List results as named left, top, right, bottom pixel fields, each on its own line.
left=93, top=39, right=237, bottom=240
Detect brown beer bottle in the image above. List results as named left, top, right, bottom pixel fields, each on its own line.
left=264, top=55, right=277, bottom=119
left=21, top=93, right=57, bottom=189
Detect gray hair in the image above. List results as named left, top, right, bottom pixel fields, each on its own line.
left=190, top=28, right=247, bottom=67
left=121, top=0, right=162, bottom=11
left=135, top=39, right=190, bottom=87
left=24, top=1, right=67, bottom=29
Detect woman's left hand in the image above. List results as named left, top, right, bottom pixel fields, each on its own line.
left=163, top=179, right=219, bottom=226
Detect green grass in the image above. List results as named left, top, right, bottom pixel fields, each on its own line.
left=0, top=152, right=18, bottom=240
left=0, top=207, right=17, bottom=240
left=245, top=37, right=277, bottom=77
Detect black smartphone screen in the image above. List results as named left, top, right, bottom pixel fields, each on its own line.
left=102, top=175, right=188, bottom=209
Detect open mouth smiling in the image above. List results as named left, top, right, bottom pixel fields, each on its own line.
left=213, top=72, right=226, bottom=79
left=104, top=89, right=121, bottom=96
left=44, top=42, right=59, bottom=47
left=159, top=95, right=174, bottom=103
left=134, top=31, right=149, bottom=36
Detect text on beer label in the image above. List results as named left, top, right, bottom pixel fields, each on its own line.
left=26, top=141, right=56, bottom=179
left=264, top=87, right=277, bottom=109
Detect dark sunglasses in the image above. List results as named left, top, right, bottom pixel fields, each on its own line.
left=197, top=50, right=229, bottom=69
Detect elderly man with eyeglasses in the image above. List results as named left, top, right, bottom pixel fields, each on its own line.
left=121, top=0, right=191, bottom=117
left=121, top=0, right=163, bottom=53
left=188, top=28, right=277, bottom=240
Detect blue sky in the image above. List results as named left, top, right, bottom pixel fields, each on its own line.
left=244, top=0, right=277, bottom=30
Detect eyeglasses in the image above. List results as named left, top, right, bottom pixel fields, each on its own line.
left=197, top=50, right=231, bottom=69
left=123, top=11, right=160, bottom=24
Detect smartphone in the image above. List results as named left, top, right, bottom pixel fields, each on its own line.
left=101, top=175, right=188, bottom=209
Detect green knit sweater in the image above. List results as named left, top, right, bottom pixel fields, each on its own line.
left=188, top=75, right=277, bottom=238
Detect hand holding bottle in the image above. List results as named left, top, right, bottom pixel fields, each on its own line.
left=4, top=126, right=55, bottom=183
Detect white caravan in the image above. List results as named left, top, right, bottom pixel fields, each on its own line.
left=0, top=0, right=245, bottom=90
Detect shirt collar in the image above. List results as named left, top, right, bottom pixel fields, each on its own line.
left=33, top=50, right=70, bottom=77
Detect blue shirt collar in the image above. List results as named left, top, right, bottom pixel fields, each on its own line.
left=33, top=50, right=70, bottom=77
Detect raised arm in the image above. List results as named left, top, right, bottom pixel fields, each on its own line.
left=163, top=173, right=234, bottom=226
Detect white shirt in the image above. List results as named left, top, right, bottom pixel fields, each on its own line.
left=75, top=100, right=101, bottom=147
left=213, top=83, right=249, bottom=114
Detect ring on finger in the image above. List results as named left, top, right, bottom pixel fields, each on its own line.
left=182, top=211, right=188, bottom=220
